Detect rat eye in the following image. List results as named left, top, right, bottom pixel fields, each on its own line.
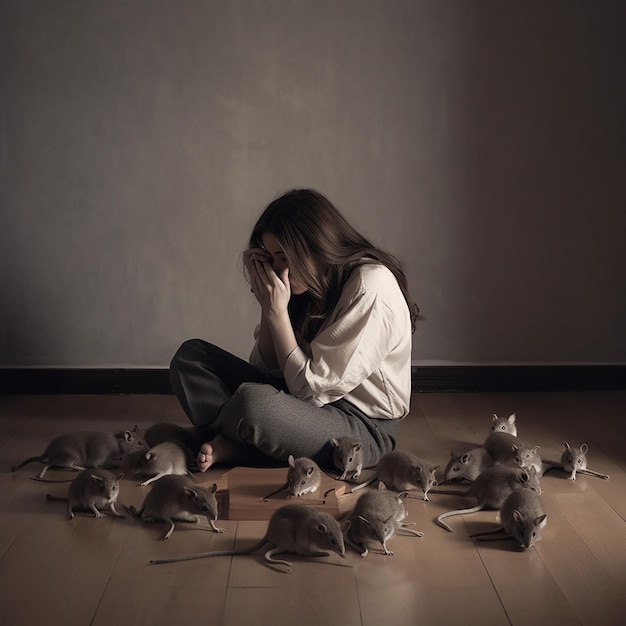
left=201, top=505, right=208, bottom=512
left=348, top=457, right=353, bottom=463
left=330, top=538, right=337, bottom=546
left=576, top=459, right=582, bottom=465
left=301, top=480, right=306, bottom=486
left=500, top=425, right=506, bottom=430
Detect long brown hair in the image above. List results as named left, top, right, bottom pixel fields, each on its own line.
left=248, top=189, right=420, bottom=340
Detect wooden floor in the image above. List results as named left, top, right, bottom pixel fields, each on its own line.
left=1, top=391, right=625, bottom=626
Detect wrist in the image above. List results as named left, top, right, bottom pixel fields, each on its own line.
left=266, top=306, right=290, bottom=325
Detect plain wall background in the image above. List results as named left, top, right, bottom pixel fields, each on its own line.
left=1, top=0, right=625, bottom=368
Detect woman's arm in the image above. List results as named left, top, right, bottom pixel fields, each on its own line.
left=243, top=248, right=281, bottom=370
left=256, top=313, right=280, bottom=371
left=245, top=247, right=297, bottom=373
left=283, top=266, right=410, bottom=407
left=252, top=259, right=297, bottom=372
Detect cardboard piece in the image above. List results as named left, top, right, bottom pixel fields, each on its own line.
left=224, top=466, right=347, bottom=520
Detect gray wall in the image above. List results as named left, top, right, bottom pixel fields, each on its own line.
left=1, top=0, right=625, bottom=367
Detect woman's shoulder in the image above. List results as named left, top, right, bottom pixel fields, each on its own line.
left=338, top=263, right=410, bottom=327
left=345, top=262, right=399, bottom=293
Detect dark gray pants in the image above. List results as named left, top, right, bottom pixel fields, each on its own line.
left=169, top=338, right=399, bottom=470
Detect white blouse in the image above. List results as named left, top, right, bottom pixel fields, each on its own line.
left=249, top=263, right=412, bottom=419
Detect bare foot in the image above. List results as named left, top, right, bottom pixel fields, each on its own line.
left=197, top=442, right=217, bottom=472
left=196, top=436, right=251, bottom=472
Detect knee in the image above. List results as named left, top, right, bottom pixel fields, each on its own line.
left=170, top=338, right=206, bottom=372
left=230, top=382, right=277, bottom=415
left=227, top=383, right=281, bottom=435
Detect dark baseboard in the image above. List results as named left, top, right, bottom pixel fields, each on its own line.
left=0, top=368, right=172, bottom=395
left=1, top=365, right=625, bottom=395
left=411, top=364, right=626, bottom=392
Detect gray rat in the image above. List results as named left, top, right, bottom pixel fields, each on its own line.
left=262, top=455, right=323, bottom=500
left=144, top=422, right=201, bottom=452
left=433, top=465, right=541, bottom=532
left=560, top=442, right=610, bottom=481
left=46, top=469, right=125, bottom=519
left=345, top=481, right=423, bottom=557
left=331, top=437, right=364, bottom=482
left=12, top=429, right=147, bottom=479
left=483, top=432, right=542, bottom=473
left=491, top=412, right=518, bottom=436
left=517, top=442, right=543, bottom=476
left=128, top=474, right=224, bottom=539
left=133, top=441, right=191, bottom=487
left=352, top=450, right=439, bottom=501
left=443, top=447, right=495, bottom=483
left=470, top=488, right=547, bottom=549
left=150, top=504, right=348, bottom=571
left=143, top=422, right=201, bottom=467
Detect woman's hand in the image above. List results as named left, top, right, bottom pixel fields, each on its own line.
left=243, top=248, right=291, bottom=315
left=243, top=247, right=270, bottom=280
left=252, top=258, right=291, bottom=317
left=243, top=246, right=296, bottom=372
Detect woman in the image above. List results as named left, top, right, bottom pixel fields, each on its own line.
left=169, top=189, right=419, bottom=472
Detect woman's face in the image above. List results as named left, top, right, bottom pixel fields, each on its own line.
left=260, top=232, right=307, bottom=295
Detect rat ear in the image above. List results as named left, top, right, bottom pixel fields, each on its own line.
left=90, top=474, right=104, bottom=482
left=580, top=443, right=589, bottom=455
left=512, top=509, right=524, bottom=522
left=532, top=446, right=541, bottom=454
left=340, top=519, right=351, bottom=533
left=357, top=515, right=371, bottom=527
left=288, top=455, right=295, bottom=468
left=331, top=438, right=340, bottom=449
left=519, top=470, right=529, bottom=483
left=316, top=523, right=328, bottom=535
left=377, top=481, right=387, bottom=492
left=145, top=451, right=155, bottom=461
left=115, top=473, right=124, bottom=481
left=133, top=424, right=139, bottom=432
left=432, top=465, right=440, bottom=472
left=563, top=441, right=571, bottom=451
left=461, top=453, right=469, bottom=463
left=353, top=443, right=362, bottom=452
left=306, top=466, right=315, bottom=476
left=209, top=483, right=218, bottom=493
left=184, top=487, right=198, bottom=500
left=492, top=413, right=499, bottom=424
left=509, top=413, right=516, bottom=423
left=535, top=514, right=547, bottom=526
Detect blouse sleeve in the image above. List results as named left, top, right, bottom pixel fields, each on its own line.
left=282, top=288, right=400, bottom=406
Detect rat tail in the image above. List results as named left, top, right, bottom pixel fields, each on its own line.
left=435, top=505, right=484, bottom=532
left=350, top=474, right=377, bottom=493
left=149, top=538, right=270, bottom=564
left=12, top=455, right=46, bottom=471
